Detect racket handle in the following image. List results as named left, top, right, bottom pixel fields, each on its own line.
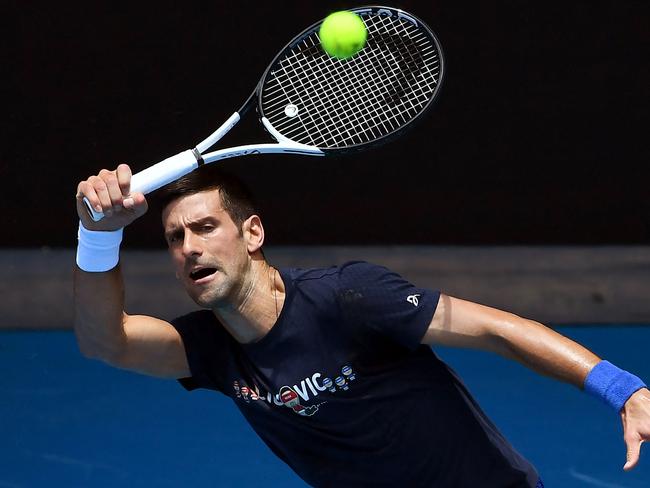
left=83, top=149, right=200, bottom=222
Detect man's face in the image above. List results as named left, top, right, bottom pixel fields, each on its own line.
left=162, top=189, right=252, bottom=308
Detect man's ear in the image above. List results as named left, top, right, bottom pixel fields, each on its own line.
left=242, top=215, right=264, bottom=253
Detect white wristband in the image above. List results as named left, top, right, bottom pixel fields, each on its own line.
left=76, top=222, right=123, bottom=272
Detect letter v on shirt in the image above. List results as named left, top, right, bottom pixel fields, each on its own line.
left=265, top=372, right=327, bottom=404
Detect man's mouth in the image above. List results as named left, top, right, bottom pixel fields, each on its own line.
left=189, top=268, right=218, bottom=282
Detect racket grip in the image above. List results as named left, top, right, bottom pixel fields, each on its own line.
left=83, top=149, right=200, bottom=222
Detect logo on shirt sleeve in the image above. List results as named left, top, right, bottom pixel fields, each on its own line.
left=406, top=294, right=421, bottom=306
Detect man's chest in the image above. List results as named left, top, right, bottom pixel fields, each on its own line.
left=224, top=314, right=365, bottom=419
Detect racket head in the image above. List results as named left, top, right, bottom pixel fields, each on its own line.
left=257, top=6, right=445, bottom=154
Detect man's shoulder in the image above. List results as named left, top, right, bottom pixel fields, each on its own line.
left=280, top=262, right=398, bottom=309
left=284, top=261, right=386, bottom=282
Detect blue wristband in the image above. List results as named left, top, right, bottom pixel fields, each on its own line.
left=584, top=360, right=646, bottom=412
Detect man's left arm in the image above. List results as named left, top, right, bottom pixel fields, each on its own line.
left=422, top=294, right=650, bottom=470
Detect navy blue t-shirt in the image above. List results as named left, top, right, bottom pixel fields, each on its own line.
left=172, top=261, right=539, bottom=487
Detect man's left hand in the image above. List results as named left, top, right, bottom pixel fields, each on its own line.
left=621, top=387, right=650, bottom=470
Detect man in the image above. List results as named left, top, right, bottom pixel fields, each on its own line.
left=74, top=163, right=649, bottom=487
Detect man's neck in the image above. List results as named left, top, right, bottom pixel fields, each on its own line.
left=213, top=261, right=285, bottom=344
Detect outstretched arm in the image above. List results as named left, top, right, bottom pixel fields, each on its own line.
left=422, top=294, right=649, bottom=470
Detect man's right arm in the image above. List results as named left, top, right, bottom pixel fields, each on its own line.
left=73, top=164, right=190, bottom=379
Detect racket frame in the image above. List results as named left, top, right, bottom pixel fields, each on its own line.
left=256, top=5, right=445, bottom=155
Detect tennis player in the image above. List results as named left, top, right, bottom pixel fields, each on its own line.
left=74, top=163, right=649, bottom=487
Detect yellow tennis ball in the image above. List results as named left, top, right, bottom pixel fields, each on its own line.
left=319, top=11, right=367, bottom=60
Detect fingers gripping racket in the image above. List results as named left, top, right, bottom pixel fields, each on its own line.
left=85, top=6, right=445, bottom=221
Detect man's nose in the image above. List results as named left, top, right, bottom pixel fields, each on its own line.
left=182, top=231, right=203, bottom=258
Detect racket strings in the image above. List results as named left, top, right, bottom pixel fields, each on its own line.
left=268, top=36, right=406, bottom=146
left=270, top=38, right=376, bottom=146
left=265, top=16, right=435, bottom=145
left=267, top=47, right=388, bottom=147
left=261, top=11, right=441, bottom=149
left=286, top=38, right=387, bottom=145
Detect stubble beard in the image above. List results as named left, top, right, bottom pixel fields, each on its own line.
left=185, top=251, right=253, bottom=310
left=189, top=274, right=233, bottom=308
left=189, top=267, right=249, bottom=310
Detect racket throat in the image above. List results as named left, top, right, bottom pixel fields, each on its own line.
left=201, top=140, right=324, bottom=164
left=200, top=117, right=324, bottom=163
left=196, top=112, right=241, bottom=154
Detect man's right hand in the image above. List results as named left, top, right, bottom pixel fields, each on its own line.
left=76, top=164, right=148, bottom=231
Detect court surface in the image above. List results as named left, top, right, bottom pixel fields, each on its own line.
left=2, top=326, right=648, bottom=487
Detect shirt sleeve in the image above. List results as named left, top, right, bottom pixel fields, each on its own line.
left=337, top=261, right=440, bottom=350
left=170, top=310, right=231, bottom=393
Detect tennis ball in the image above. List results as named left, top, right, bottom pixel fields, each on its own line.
left=319, top=11, right=367, bottom=59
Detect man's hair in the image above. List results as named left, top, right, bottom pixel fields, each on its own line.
left=156, top=165, right=258, bottom=231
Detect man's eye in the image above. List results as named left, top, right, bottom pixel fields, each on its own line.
left=201, top=225, right=214, bottom=232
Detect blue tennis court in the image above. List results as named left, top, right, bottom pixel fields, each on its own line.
left=2, top=326, right=648, bottom=487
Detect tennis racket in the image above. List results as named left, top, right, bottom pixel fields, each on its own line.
left=85, top=6, right=445, bottom=221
